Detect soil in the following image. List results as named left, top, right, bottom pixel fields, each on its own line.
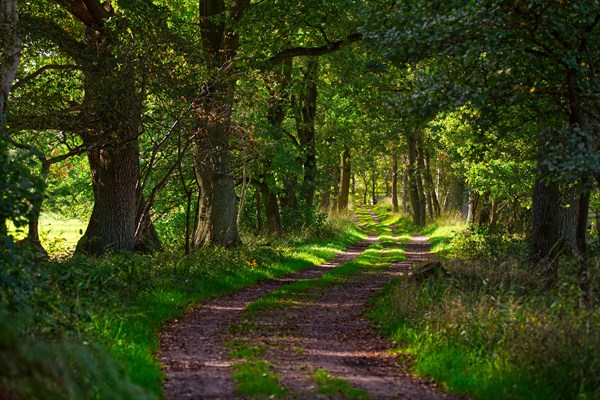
left=159, top=212, right=462, bottom=399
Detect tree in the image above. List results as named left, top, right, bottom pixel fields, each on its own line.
left=363, top=0, right=600, bottom=284
left=0, top=0, right=22, bottom=238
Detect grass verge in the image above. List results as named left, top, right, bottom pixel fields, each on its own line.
left=367, top=211, right=600, bottom=400
left=1, top=215, right=364, bottom=399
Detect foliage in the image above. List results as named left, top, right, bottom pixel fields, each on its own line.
left=369, top=214, right=600, bottom=400
left=0, top=308, right=155, bottom=400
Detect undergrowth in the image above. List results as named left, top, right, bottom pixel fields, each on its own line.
left=0, top=214, right=361, bottom=399
left=368, top=214, right=600, bottom=400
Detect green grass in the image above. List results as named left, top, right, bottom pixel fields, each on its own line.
left=232, top=360, right=288, bottom=399
left=419, top=213, right=467, bottom=257
left=313, top=369, right=371, bottom=399
left=8, top=212, right=86, bottom=255
left=106, top=225, right=366, bottom=394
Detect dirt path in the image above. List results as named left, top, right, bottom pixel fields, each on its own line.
left=159, top=211, right=458, bottom=399
left=236, top=234, right=450, bottom=399
left=159, top=236, right=377, bottom=399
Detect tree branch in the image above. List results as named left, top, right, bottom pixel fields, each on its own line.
left=229, top=0, right=251, bottom=21
left=3, top=132, right=90, bottom=166
left=8, top=111, right=81, bottom=132
left=80, top=0, right=108, bottom=26
left=12, top=64, right=81, bottom=90
left=54, top=0, right=96, bottom=26
left=266, top=32, right=362, bottom=66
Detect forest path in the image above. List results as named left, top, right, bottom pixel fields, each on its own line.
left=159, top=210, right=459, bottom=399
left=159, top=235, right=377, bottom=399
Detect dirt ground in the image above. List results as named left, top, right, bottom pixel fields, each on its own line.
left=159, top=212, right=462, bottom=399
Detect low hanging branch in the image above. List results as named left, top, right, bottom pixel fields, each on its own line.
left=12, top=64, right=81, bottom=90
left=266, top=32, right=362, bottom=66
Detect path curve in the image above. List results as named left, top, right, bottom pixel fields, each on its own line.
left=240, top=234, right=453, bottom=399
left=159, top=236, right=377, bottom=399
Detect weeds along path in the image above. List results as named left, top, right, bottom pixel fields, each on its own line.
left=232, top=218, right=455, bottom=399
left=159, top=234, right=378, bottom=399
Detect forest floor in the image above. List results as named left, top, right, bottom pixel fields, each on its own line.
left=159, top=210, right=463, bottom=399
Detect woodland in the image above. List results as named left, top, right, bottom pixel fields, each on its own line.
left=1, top=0, right=599, bottom=399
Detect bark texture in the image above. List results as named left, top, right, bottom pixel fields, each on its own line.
left=391, top=151, right=399, bottom=213
left=255, top=181, right=282, bottom=236
left=558, top=186, right=579, bottom=253
left=444, top=173, right=465, bottom=215
left=0, top=0, right=20, bottom=120
left=76, top=7, right=144, bottom=255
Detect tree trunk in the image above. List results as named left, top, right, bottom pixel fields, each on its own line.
left=192, top=118, right=240, bottom=246
left=467, top=190, right=478, bottom=224
left=255, top=182, right=282, bottom=236
left=338, top=147, right=351, bottom=211
left=61, top=6, right=149, bottom=256
left=20, top=161, right=49, bottom=256
left=478, top=192, right=491, bottom=226
left=134, top=191, right=161, bottom=253
left=530, top=130, right=563, bottom=283
left=423, top=146, right=441, bottom=218
left=293, top=58, right=319, bottom=206
left=415, top=135, right=427, bottom=225
left=401, top=162, right=408, bottom=213
left=489, top=197, right=500, bottom=233
left=281, top=181, right=298, bottom=210
left=407, top=134, right=423, bottom=226
left=558, top=185, right=579, bottom=253
left=0, top=0, right=21, bottom=237
left=445, top=173, right=465, bottom=215
left=76, top=33, right=143, bottom=255
left=0, top=0, right=20, bottom=120
left=391, top=151, right=399, bottom=213
left=361, top=174, right=368, bottom=205
left=371, top=174, right=377, bottom=205
left=184, top=190, right=193, bottom=255
left=320, top=190, right=331, bottom=212
left=78, top=140, right=140, bottom=255
left=255, top=189, right=264, bottom=233
left=576, top=187, right=591, bottom=307
left=191, top=0, right=246, bottom=247
left=530, top=176, right=562, bottom=281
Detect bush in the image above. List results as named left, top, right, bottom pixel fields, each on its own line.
left=280, top=202, right=326, bottom=234
left=0, top=307, right=155, bottom=400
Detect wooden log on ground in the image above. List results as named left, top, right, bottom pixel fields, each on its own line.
left=411, top=261, right=449, bottom=281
